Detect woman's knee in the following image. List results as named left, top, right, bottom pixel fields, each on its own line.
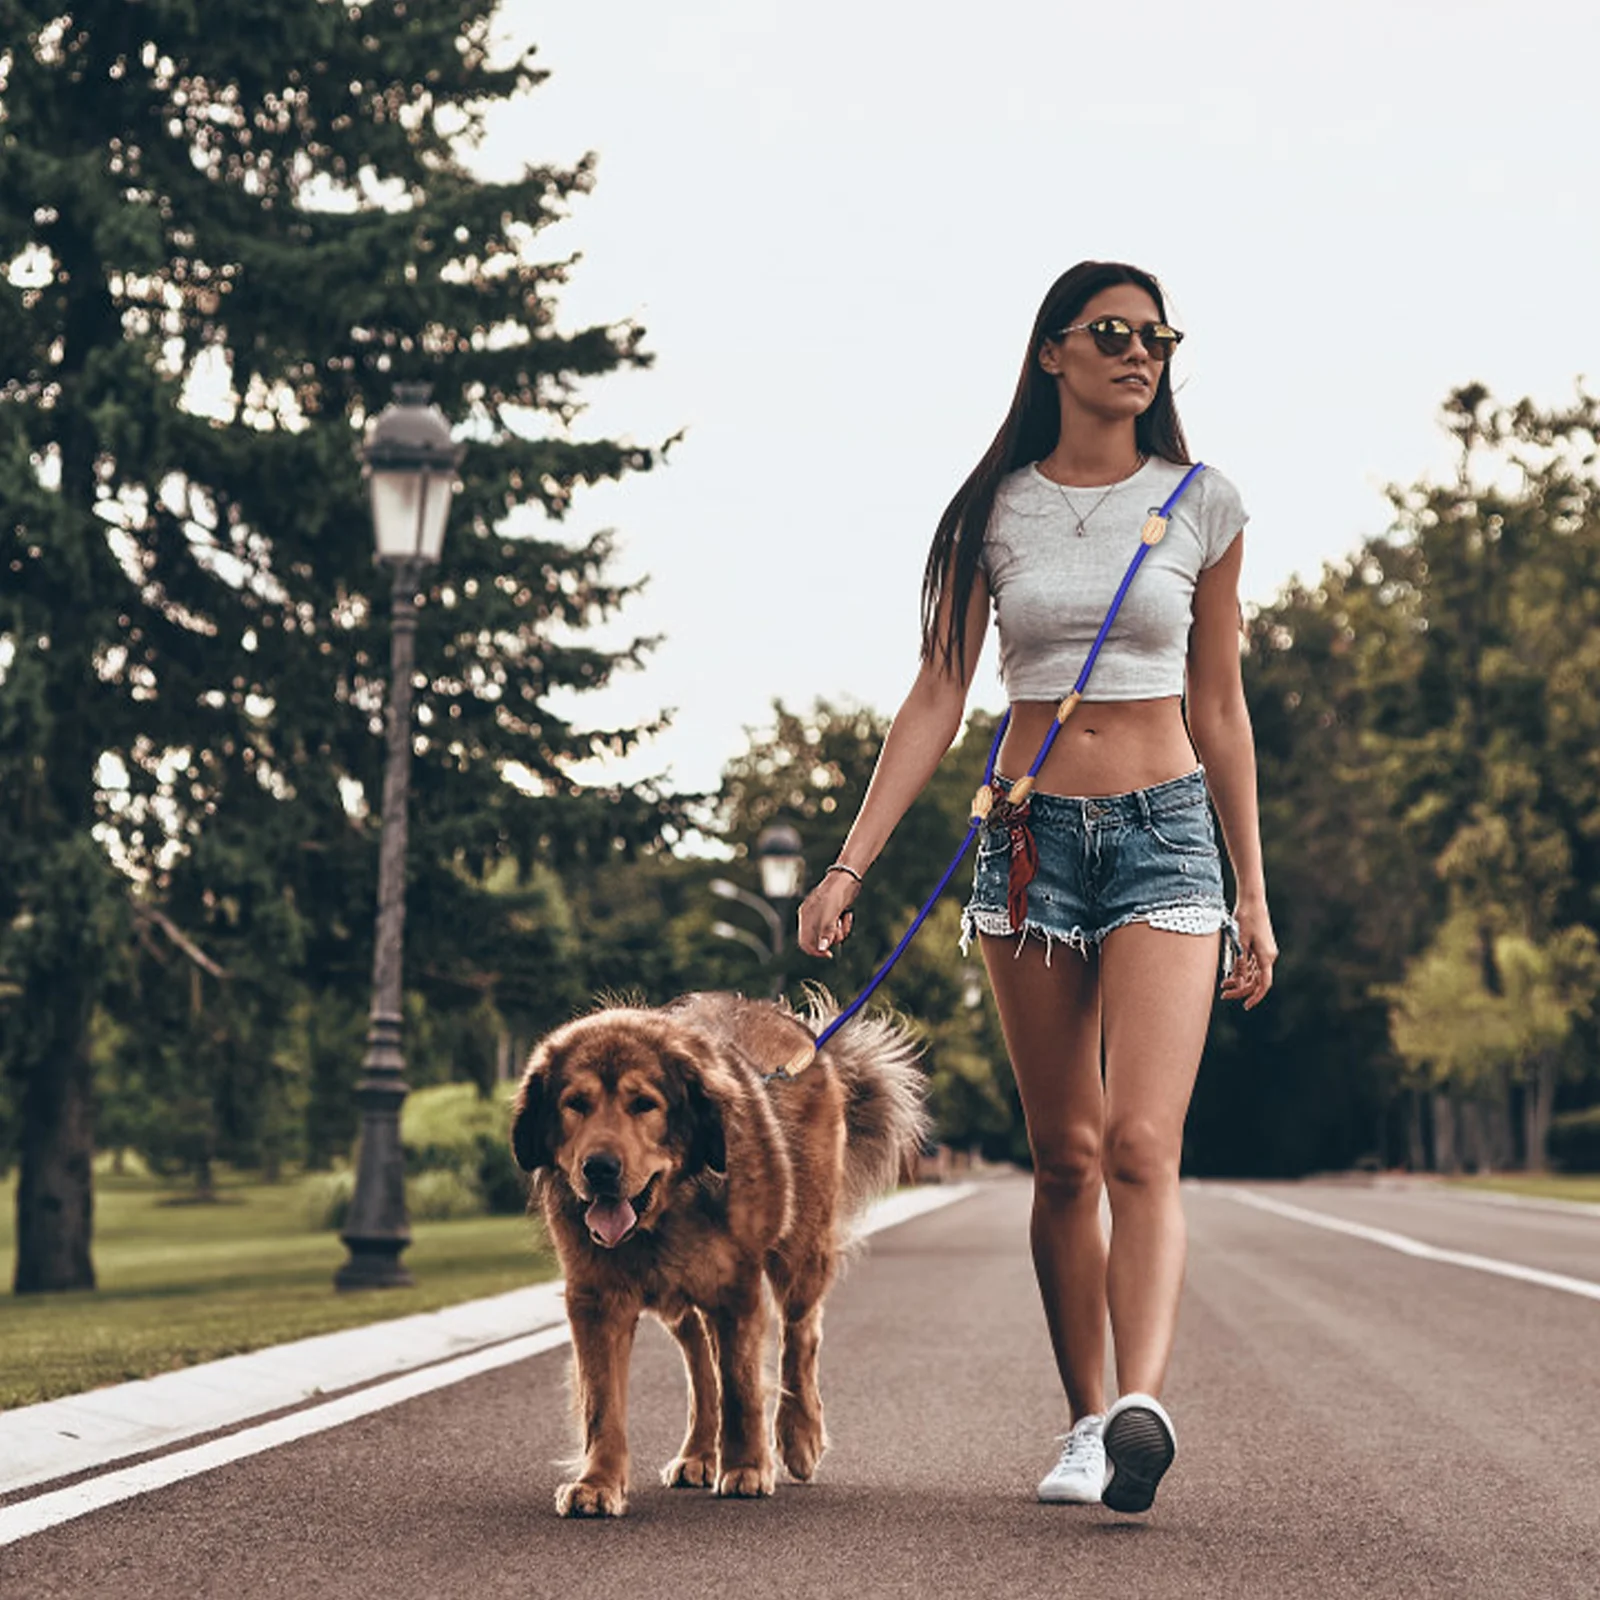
left=1103, top=1116, right=1180, bottom=1190
left=1031, top=1127, right=1103, bottom=1204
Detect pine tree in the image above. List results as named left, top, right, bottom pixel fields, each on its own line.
left=0, top=3, right=678, bottom=1290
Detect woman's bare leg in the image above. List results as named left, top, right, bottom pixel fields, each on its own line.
left=980, top=932, right=1108, bottom=1422
left=1096, top=922, right=1219, bottom=1398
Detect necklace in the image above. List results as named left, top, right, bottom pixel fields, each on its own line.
left=1040, top=455, right=1146, bottom=536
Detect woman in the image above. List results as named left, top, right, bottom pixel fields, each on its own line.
left=797, top=261, right=1277, bottom=1514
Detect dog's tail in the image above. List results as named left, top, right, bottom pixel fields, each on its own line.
left=802, top=988, right=931, bottom=1219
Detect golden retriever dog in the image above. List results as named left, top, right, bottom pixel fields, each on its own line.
left=509, top=990, right=927, bottom=1518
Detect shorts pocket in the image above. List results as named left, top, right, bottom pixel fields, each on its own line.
left=1145, top=802, right=1216, bottom=857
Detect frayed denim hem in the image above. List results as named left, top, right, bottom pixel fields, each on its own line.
left=960, top=903, right=1240, bottom=978
left=959, top=907, right=1092, bottom=966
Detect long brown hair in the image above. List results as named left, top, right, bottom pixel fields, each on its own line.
left=920, top=261, right=1190, bottom=676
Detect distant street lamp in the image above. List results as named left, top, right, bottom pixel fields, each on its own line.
left=709, top=823, right=806, bottom=995
left=754, top=823, right=805, bottom=914
left=335, top=383, right=465, bottom=1293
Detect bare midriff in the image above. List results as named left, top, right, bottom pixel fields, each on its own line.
left=997, top=696, right=1198, bottom=799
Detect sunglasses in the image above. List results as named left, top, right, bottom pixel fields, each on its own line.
left=1051, top=316, right=1184, bottom=363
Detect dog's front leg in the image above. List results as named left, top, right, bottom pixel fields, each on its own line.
left=555, top=1290, right=639, bottom=1517
left=709, top=1279, right=775, bottom=1498
left=662, top=1309, right=720, bottom=1487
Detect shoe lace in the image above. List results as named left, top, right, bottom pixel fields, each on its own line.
left=1054, top=1418, right=1103, bottom=1469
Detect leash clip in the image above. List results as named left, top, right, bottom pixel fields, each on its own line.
left=764, top=1039, right=818, bottom=1082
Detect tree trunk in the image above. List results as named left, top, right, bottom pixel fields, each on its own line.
left=1459, top=1100, right=1487, bottom=1173
left=1406, top=1089, right=1428, bottom=1172
left=11, top=839, right=119, bottom=1294
left=1523, top=1055, right=1557, bottom=1172
left=1431, top=1091, right=1459, bottom=1173
left=1489, top=1074, right=1516, bottom=1170
left=14, top=1047, right=96, bottom=1294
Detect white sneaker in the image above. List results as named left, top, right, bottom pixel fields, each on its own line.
left=1101, top=1392, right=1176, bottom=1513
left=1036, top=1413, right=1106, bottom=1504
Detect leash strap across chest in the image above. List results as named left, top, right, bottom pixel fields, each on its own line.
left=770, top=462, right=1208, bottom=1080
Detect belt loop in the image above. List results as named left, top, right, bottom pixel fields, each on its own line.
left=1136, top=786, right=1154, bottom=826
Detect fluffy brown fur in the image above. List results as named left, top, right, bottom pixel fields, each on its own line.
left=509, top=990, right=927, bottom=1518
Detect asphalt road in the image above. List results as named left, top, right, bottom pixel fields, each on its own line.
left=3, top=1177, right=1597, bottom=1599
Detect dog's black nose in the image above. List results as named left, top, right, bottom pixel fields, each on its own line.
left=581, top=1152, right=624, bottom=1194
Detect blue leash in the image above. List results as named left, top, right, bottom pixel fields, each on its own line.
left=773, top=462, right=1207, bottom=1078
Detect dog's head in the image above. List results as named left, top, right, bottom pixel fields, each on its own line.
left=510, top=1010, right=733, bottom=1249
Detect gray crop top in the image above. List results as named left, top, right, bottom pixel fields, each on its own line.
left=979, top=457, right=1248, bottom=701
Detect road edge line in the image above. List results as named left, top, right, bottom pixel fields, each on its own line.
left=1216, top=1186, right=1600, bottom=1303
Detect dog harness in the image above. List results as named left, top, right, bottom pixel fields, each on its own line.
left=773, top=463, right=1209, bottom=1080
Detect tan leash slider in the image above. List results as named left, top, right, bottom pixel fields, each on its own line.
left=769, top=1040, right=818, bottom=1080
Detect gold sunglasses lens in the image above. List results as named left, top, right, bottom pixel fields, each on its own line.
left=1145, top=323, right=1181, bottom=360
left=1087, top=317, right=1134, bottom=355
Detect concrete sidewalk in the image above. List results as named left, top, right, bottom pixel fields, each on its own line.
left=0, top=1183, right=976, bottom=1498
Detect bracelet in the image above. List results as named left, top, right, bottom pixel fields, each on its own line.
left=824, top=861, right=864, bottom=886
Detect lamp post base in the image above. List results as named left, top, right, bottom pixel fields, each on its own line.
left=334, top=1239, right=414, bottom=1292
left=334, top=1011, right=413, bottom=1292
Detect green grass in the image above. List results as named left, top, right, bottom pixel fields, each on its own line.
left=0, top=1167, right=557, bottom=1410
left=1447, top=1173, right=1600, bottom=1204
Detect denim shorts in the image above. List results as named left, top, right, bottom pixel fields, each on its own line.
left=960, top=766, right=1239, bottom=973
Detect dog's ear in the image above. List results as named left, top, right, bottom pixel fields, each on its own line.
left=666, top=1048, right=728, bottom=1179
left=510, top=1040, right=560, bottom=1173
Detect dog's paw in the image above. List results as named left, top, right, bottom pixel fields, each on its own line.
left=715, top=1461, right=776, bottom=1499
left=662, top=1452, right=717, bottom=1488
left=776, top=1401, right=827, bottom=1482
left=555, top=1479, right=627, bottom=1518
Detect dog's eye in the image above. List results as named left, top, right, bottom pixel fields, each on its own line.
left=561, top=1096, right=592, bottom=1118
left=628, top=1096, right=661, bottom=1116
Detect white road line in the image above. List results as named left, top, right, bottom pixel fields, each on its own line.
left=1218, top=1187, right=1600, bottom=1303
left=0, top=1182, right=977, bottom=1547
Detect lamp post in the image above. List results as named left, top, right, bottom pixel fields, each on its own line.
left=335, top=383, right=465, bottom=1292
left=708, top=824, right=805, bottom=996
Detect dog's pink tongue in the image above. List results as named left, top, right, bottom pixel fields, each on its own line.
left=585, top=1197, right=637, bottom=1247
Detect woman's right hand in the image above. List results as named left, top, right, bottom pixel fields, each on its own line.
left=797, top=870, right=860, bottom=958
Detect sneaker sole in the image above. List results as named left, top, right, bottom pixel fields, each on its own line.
left=1037, top=1482, right=1101, bottom=1505
left=1101, top=1405, right=1174, bottom=1513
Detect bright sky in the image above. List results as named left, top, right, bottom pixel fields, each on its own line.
left=481, top=0, right=1598, bottom=798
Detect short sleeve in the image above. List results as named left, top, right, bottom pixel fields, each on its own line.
left=978, top=489, right=1020, bottom=596
left=1199, top=468, right=1248, bottom=569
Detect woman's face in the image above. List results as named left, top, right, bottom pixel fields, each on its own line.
left=1039, top=283, right=1167, bottom=426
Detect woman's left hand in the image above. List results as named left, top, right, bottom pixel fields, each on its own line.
left=1222, top=895, right=1277, bottom=1010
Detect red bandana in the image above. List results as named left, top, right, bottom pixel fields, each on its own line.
left=986, top=788, right=1038, bottom=930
